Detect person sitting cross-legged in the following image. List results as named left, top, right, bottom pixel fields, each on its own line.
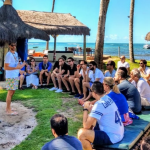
left=62, top=57, right=77, bottom=95
left=77, top=81, right=124, bottom=150
left=130, top=69, right=150, bottom=107
left=49, top=57, right=68, bottom=93
left=42, top=114, right=82, bottom=150
left=39, top=55, right=52, bottom=88
left=78, top=61, right=104, bottom=105
left=74, top=60, right=90, bottom=99
left=105, top=60, right=116, bottom=78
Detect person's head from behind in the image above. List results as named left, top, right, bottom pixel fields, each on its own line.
left=9, top=42, right=17, bottom=51
left=114, top=67, right=127, bottom=83
left=139, top=59, right=147, bottom=68
left=120, top=55, right=126, bottom=63
left=130, top=69, right=141, bottom=82
left=61, top=55, right=67, bottom=61
left=50, top=114, right=68, bottom=138
left=89, top=61, right=97, bottom=71
left=67, top=57, right=74, bottom=66
left=80, top=60, right=87, bottom=69
left=91, top=81, right=104, bottom=100
left=106, top=60, right=115, bottom=70
left=141, top=136, right=150, bottom=150
left=103, top=77, right=120, bottom=94
left=43, top=55, right=48, bottom=64
left=58, top=57, right=65, bottom=66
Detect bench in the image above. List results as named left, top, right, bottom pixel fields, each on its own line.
left=93, top=111, right=150, bottom=150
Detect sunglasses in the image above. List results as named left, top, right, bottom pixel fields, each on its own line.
left=31, top=61, right=35, bottom=62
left=67, top=60, right=72, bottom=63
left=89, top=65, right=93, bottom=67
left=139, top=63, right=143, bottom=64
left=11, top=45, right=16, bottom=47
left=80, top=64, right=84, bottom=66
left=107, top=64, right=111, bottom=66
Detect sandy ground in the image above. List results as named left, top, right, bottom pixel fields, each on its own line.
left=0, top=102, right=37, bottom=150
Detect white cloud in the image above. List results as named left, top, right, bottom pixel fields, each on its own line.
left=123, top=36, right=128, bottom=40
left=105, top=34, right=118, bottom=40
left=141, top=35, right=145, bottom=40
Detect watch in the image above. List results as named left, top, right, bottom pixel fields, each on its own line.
left=83, top=108, right=88, bottom=112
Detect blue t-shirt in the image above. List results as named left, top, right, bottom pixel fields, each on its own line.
left=41, top=135, right=82, bottom=150
left=107, top=91, right=128, bottom=115
left=117, top=80, right=141, bottom=114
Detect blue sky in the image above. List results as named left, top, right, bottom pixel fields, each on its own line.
left=0, top=0, right=150, bottom=43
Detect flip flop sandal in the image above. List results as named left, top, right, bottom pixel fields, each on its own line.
left=6, top=111, right=18, bottom=116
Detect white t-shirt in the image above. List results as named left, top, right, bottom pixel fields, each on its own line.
left=105, top=69, right=116, bottom=78
left=89, top=95, right=124, bottom=144
left=79, top=67, right=90, bottom=77
left=131, top=78, right=150, bottom=103
left=5, top=51, right=19, bottom=78
left=89, top=68, right=104, bottom=83
left=117, top=61, right=130, bottom=70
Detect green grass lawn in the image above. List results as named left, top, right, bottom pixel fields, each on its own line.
left=0, top=89, right=82, bottom=150
left=1, top=57, right=150, bottom=150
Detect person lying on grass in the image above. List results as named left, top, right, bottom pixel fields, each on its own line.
left=78, top=81, right=124, bottom=150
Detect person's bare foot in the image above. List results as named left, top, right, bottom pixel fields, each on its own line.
left=6, top=111, right=18, bottom=116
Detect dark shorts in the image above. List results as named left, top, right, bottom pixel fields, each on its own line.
left=93, top=123, right=113, bottom=146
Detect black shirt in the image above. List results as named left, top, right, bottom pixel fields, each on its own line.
left=53, top=61, right=59, bottom=70
left=68, top=64, right=77, bottom=75
left=54, top=62, right=69, bottom=75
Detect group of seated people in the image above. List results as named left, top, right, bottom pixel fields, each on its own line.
left=17, top=54, right=150, bottom=149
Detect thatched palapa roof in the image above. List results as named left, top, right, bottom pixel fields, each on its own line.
left=17, top=10, right=90, bottom=36
left=0, top=1, right=50, bottom=44
left=145, top=32, right=150, bottom=41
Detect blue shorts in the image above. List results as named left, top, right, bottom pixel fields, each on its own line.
left=93, top=123, right=113, bottom=146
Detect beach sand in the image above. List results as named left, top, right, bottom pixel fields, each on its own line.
left=0, top=102, right=37, bottom=150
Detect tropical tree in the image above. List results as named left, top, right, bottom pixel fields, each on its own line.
left=94, top=0, right=110, bottom=69
left=1, top=0, right=12, bottom=5
left=51, top=0, right=55, bottom=12
left=129, top=0, right=135, bottom=62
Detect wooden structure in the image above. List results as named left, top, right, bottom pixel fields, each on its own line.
left=17, top=10, right=90, bottom=61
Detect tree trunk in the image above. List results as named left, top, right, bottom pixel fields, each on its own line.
left=0, top=47, right=4, bottom=67
left=94, top=0, right=110, bottom=69
left=129, top=0, right=135, bottom=63
left=51, top=0, right=55, bottom=13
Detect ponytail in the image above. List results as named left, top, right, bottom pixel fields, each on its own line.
left=112, top=84, right=120, bottom=94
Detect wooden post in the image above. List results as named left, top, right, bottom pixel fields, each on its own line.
left=46, top=41, right=49, bottom=50
left=83, top=35, right=86, bottom=60
left=118, top=46, right=120, bottom=58
left=53, top=35, right=56, bottom=62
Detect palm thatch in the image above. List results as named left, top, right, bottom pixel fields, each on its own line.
left=17, top=10, right=90, bottom=36
left=0, top=5, right=50, bottom=43
left=145, top=32, right=150, bottom=41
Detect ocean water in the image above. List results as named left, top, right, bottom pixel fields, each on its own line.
left=28, top=42, right=150, bottom=60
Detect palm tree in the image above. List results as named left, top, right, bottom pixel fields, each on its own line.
left=51, top=0, right=55, bottom=12
left=94, top=0, right=110, bottom=69
left=1, top=0, right=12, bottom=5
left=129, top=0, right=135, bottom=62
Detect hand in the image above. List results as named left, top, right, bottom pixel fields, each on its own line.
left=139, top=67, right=143, bottom=72
left=84, top=101, right=91, bottom=111
left=77, top=64, right=81, bottom=70
left=64, top=75, right=69, bottom=78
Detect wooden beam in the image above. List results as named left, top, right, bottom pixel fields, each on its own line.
left=83, top=35, right=86, bottom=60
left=53, top=35, right=56, bottom=62
left=46, top=41, right=49, bottom=50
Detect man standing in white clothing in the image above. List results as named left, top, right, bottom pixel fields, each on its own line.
left=4, top=43, right=25, bottom=115
left=117, top=55, right=130, bottom=75
left=78, top=81, right=124, bottom=150
left=130, top=69, right=150, bottom=106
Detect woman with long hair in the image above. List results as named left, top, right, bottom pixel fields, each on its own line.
left=103, top=77, right=132, bottom=125
left=26, top=58, right=39, bottom=89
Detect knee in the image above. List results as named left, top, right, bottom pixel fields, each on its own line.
left=40, top=72, right=44, bottom=75
left=20, top=75, right=24, bottom=79
left=69, top=77, right=73, bottom=81
left=9, top=91, right=14, bottom=96
left=77, top=128, right=87, bottom=140
left=51, top=73, right=55, bottom=78
left=74, top=78, right=79, bottom=83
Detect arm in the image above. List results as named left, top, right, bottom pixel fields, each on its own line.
left=47, top=62, right=52, bottom=72
left=83, top=101, right=97, bottom=129
left=53, top=68, right=58, bottom=75
left=4, top=63, right=25, bottom=70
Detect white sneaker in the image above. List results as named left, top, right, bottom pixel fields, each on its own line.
left=49, top=87, right=58, bottom=91
left=55, top=89, right=63, bottom=93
